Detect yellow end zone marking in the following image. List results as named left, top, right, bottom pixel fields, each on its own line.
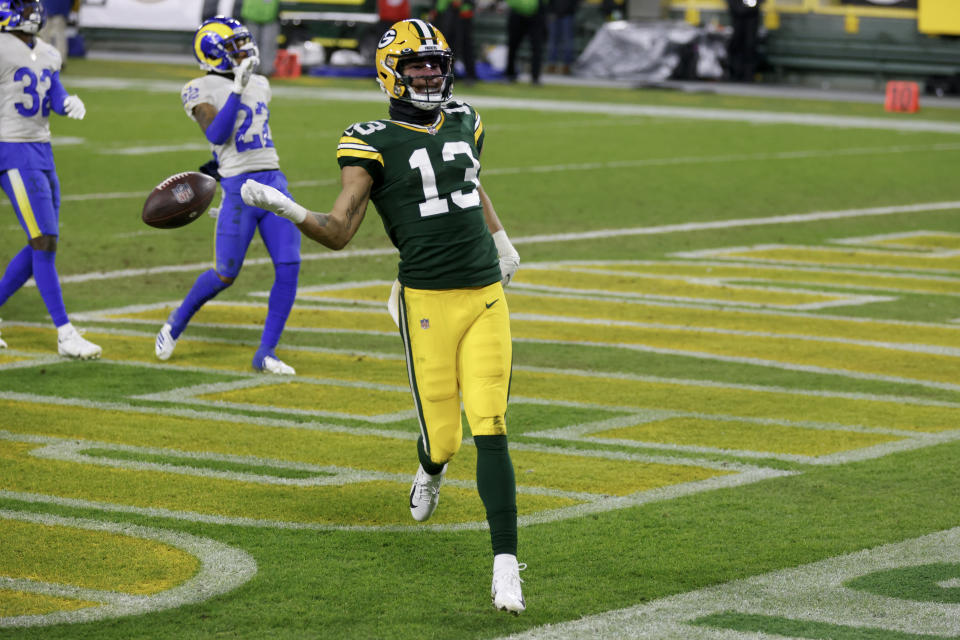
left=514, top=371, right=960, bottom=434
left=516, top=266, right=856, bottom=309
left=682, top=244, right=960, bottom=272
left=589, top=416, right=901, bottom=457
left=195, top=381, right=413, bottom=419
left=0, top=509, right=256, bottom=628
left=0, top=517, right=197, bottom=596
left=0, top=439, right=573, bottom=526
left=564, top=260, right=960, bottom=297
left=0, top=353, right=32, bottom=365
left=113, top=303, right=393, bottom=334
left=79, top=292, right=960, bottom=391
left=832, top=230, right=960, bottom=251
left=0, top=398, right=748, bottom=528
left=0, top=589, right=96, bottom=616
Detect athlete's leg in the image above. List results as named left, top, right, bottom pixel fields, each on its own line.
left=460, top=282, right=516, bottom=556
left=167, top=189, right=255, bottom=339
left=253, top=180, right=301, bottom=370
left=0, top=245, right=33, bottom=307
left=400, top=285, right=466, bottom=467
left=2, top=169, right=67, bottom=326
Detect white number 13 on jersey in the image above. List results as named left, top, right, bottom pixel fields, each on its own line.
left=409, top=142, right=481, bottom=217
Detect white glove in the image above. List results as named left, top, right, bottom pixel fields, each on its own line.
left=233, top=56, right=259, bottom=94
left=63, top=95, right=85, bottom=120
left=492, top=229, right=520, bottom=287
left=241, top=179, right=308, bottom=224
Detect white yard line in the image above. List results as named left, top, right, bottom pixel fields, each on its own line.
left=64, top=77, right=960, bottom=133
left=33, top=199, right=957, bottom=285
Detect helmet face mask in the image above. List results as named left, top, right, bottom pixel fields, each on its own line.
left=193, top=16, right=259, bottom=73
left=376, top=20, right=454, bottom=110
left=0, top=0, right=46, bottom=35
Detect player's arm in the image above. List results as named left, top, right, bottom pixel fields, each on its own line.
left=47, top=71, right=85, bottom=120
left=192, top=57, right=257, bottom=144
left=478, top=184, right=520, bottom=286
left=240, top=166, right=373, bottom=251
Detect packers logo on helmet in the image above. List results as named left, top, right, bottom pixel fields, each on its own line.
left=0, top=0, right=45, bottom=34
left=375, top=19, right=454, bottom=110
left=193, top=16, right=259, bottom=73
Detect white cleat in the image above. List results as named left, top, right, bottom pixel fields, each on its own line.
left=57, top=324, right=101, bottom=360
left=409, top=463, right=446, bottom=522
left=0, top=319, right=6, bottom=348
left=492, top=554, right=526, bottom=614
left=155, top=323, right=176, bottom=361
left=259, top=355, right=295, bottom=375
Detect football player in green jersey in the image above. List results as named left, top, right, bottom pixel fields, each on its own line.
left=240, top=18, right=526, bottom=613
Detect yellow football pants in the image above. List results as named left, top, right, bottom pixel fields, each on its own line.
left=399, top=282, right=512, bottom=465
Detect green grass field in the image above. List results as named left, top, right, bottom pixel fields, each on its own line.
left=2, top=58, right=960, bottom=639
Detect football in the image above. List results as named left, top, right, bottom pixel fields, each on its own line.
left=141, top=171, right=217, bottom=229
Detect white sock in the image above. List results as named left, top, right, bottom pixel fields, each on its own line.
left=57, top=322, right=75, bottom=339
left=493, top=553, right=518, bottom=573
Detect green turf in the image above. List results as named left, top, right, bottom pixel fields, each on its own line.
left=1, top=57, right=960, bottom=639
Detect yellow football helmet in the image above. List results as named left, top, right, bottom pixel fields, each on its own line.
left=375, top=19, right=454, bottom=110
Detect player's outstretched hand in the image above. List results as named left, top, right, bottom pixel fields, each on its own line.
left=493, top=230, right=520, bottom=287
left=241, top=179, right=308, bottom=224
left=63, top=95, right=85, bottom=120
left=233, top=56, right=259, bottom=94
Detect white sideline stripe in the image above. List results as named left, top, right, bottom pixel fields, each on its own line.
left=64, top=77, right=960, bottom=134
left=30, top=144, right=960, bottom=204
left=497, top=527, right=960, bottom=639
left=42, top=200, right=960, bottom=286
left=0, top=510, right=256, bottom=629
left=100, top=142, right=211, bottom=155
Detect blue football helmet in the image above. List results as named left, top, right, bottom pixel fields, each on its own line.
left=0, top=0, right=46, bottom=34
left=193, top=16, right=259, bottom=73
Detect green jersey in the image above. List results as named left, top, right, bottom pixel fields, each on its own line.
left=337, top=100, right=500, bottom=290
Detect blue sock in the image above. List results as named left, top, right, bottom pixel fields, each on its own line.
left=32, top=249, right=68, bottom=327
left=0, top=246, right=33, bottom=307
left=171, top=269, right=230, bottom=339
left=254, top=262, right=298, bottom=367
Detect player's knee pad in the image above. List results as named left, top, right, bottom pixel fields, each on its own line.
left=213, top=270, right=235, bottom=287
left=274, top=261, right=299, bottom=284
left=420, top=367, right=458, bottom=403
left=428, top=433, right=463, bottom=464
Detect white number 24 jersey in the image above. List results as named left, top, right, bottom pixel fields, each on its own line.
left=180, top=73, right=280, bottom=178
left=0, top=33, right=61, bottom=143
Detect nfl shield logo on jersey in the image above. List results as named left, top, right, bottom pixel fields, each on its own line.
left=420, top=318, right=430, bottom=329
left=172, top=183, right=195, bottom=204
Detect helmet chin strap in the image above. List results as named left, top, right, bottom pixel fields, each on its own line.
left=389, top=98, right=440, bottom=125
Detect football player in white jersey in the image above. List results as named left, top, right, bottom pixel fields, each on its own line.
left=154, top=16, right=301, bottom=375
left=0, top=0, right=101, bottom=359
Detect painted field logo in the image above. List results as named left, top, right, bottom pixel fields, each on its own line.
left=0, top=510, right=256, bottom=628
left=500, top=528, right=960, bottom=639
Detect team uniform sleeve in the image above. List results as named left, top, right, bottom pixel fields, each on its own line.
left=336, top=127, right=384, bottom=186
left=180, top=79, right=210, bottom=122
left=46, top=71, right=69, bottom=116
left=472, top=106, right=484, bottom=156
